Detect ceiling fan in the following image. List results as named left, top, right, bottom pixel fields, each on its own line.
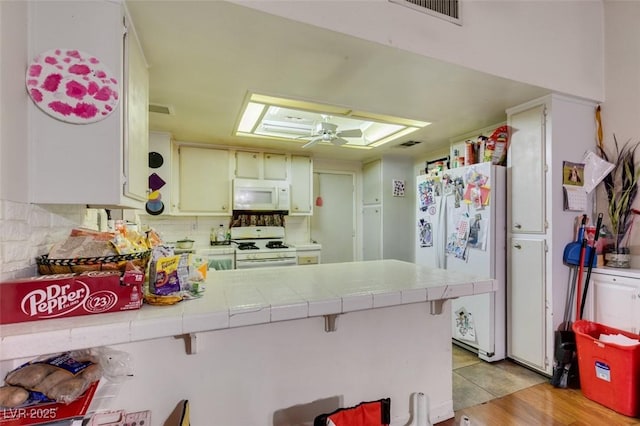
left=301, top=120, right=363, bottom=148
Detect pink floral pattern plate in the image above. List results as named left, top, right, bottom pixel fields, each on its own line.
left=26, top=48, right=119, bottom=124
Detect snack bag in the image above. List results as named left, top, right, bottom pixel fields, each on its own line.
left=487, top=125, right=510, bottom=165
left=149, top=254, right=189, bottom=295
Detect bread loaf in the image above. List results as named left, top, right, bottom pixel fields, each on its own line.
left=46, top=378, right=87, bottom=404
left=32, top=369, right=73, bottom=394
left=0, top=386, right=29, bottom=408
left=5, top=364, right=56, bottom=388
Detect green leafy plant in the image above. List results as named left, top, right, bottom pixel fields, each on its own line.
left=598, top=134, right=640, bottom=252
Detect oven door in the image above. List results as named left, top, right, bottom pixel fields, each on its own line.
left=235, top=257, right=297, bottom=269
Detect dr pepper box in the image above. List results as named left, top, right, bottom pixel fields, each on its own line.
left=0, top=270, right=143, bottom=324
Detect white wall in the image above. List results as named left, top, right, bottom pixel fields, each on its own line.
left=381, top=155, right=415, bottom=262
left=0, top=1, right=29, bottom=203
left=237, top=0, right=604, bottom=102
left=600, top=1, right=640, bottom=265
left=0, top=2, right=92, bottom=279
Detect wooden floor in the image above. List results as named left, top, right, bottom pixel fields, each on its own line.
left=436, top=382, right=640, bottom=425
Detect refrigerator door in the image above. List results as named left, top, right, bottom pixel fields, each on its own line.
left=416, top=163, right=506, bottom=362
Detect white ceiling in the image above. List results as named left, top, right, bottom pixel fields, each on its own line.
left=126, top=0, right=550, bottom=163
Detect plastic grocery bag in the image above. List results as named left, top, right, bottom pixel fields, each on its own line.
left=314, top=398, right=390, bottom=426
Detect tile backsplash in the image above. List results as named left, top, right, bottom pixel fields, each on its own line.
left=0, top=201, right=311, bottom=281
left=0, top=200, right=88, bottom=280
left=129, top=211, right=311, bottom=248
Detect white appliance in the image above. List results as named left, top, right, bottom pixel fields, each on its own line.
left=231, top=226, right=297, bottom=269
left=415, top=162, right=506, bottom=362
left=232, top=178, right=290, bottom=211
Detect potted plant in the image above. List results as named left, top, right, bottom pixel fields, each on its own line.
left=598, top=134, right=640, bottom=267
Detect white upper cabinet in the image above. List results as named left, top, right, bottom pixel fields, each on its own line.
left=289, top=155, right=313, bottom=215
left=123, top=18, right=149, bottom=202
left=508, top=104, right=546, bottom=234
left=263, top=153, right=288, bottom=180
left=27, top=1, right=148, bottom=208
left=363, top=160, right=382, bottom=205
left=178, top=145, right=230, bottom=215
left=235, top=151, right=260, bottom=179
left=234, top=151, right=287, bottom=180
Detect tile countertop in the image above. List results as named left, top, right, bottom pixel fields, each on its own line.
left=0, top=260, right=495, bottom=361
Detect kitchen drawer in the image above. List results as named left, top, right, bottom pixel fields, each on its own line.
left=298, top=255, right=319, bottom=265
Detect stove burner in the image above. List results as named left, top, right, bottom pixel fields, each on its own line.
left=266, top=240, right=288, bottom=249
left=237, top=242, right=259, bottom=250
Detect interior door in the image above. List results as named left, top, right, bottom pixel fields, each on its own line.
left=311, top=172, right=355, bottom=263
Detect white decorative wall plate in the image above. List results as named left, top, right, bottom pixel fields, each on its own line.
left=26, top=48, right=119, bottom=124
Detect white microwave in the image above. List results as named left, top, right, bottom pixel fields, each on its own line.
left=232, top=178, right=290, bottom=211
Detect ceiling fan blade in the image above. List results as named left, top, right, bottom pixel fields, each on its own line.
left=302, top=136, right=323, bottom=148
left=332, top=137, right=350, bottom=146
left=336, top=128, right=362, bottom=138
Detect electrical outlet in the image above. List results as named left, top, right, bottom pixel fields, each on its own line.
left=124, top=410, right=151, bottom=426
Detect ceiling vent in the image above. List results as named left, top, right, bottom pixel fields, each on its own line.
left=149, top=104, right=174, bottom=115
left=389, top=0, right=461, bottom=25
left=398, top=140, right=422, bottom=148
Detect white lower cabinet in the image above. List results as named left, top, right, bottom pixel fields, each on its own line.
left=508, top=237, right=547, bottom=372
left=297, top=249, right=321, bottom=265
left=363, top=206, right=382, bottom=261
left=584, top=269, right=640, bottom=334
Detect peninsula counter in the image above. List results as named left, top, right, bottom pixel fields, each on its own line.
left=0, top=260, right=496, bottom=425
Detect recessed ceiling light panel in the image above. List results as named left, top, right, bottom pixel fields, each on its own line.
left=235, top=92, right=430, bottom=149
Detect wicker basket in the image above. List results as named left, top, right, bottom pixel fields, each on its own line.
left=37, top=250, right=151, bottom=275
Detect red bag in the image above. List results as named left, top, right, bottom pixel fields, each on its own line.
left=314, top=398, right=390, bottom=426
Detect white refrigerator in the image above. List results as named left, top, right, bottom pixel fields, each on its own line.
left=416, top=162, right=506, bottom=362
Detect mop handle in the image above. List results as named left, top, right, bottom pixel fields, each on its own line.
left=576, top=238, right=587, bottom=320
left=580, top=213, right=604, bottom=319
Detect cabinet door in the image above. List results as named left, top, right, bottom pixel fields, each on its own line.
left=508, top=104, right=546, bottom=234
left=363, top=206, right=382, bottom=260
left=179, top=146, right=230, bottom=214
left=235, top=151, right=260, bottom=179
left=590, top=273, right=640, bottom=334
left=508, top=237, right=547, bottom=372
left=27, top=1, right=146, bottom=207
left=264, top=153, right=288, bottom=180
left=290, top=155, right=312, bottom=215
left=123, top=17, right=149, bottom=202
left=363, top=160, right=382, bottom=205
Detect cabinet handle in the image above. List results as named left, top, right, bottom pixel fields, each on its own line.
left=513, top=243, right=522, bottom=249
left=514, top=223, right=522, bottom=229
left=222, top=205, right=227, bottom=211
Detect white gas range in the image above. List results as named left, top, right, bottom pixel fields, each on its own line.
left=231, top=226, right=297, bottom=269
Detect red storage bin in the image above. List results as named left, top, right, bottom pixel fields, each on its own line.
left=573, top=320, right=640, bottom=417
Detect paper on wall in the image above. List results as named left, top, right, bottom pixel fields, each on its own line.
left=583, top=151, right=615, bottom=193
